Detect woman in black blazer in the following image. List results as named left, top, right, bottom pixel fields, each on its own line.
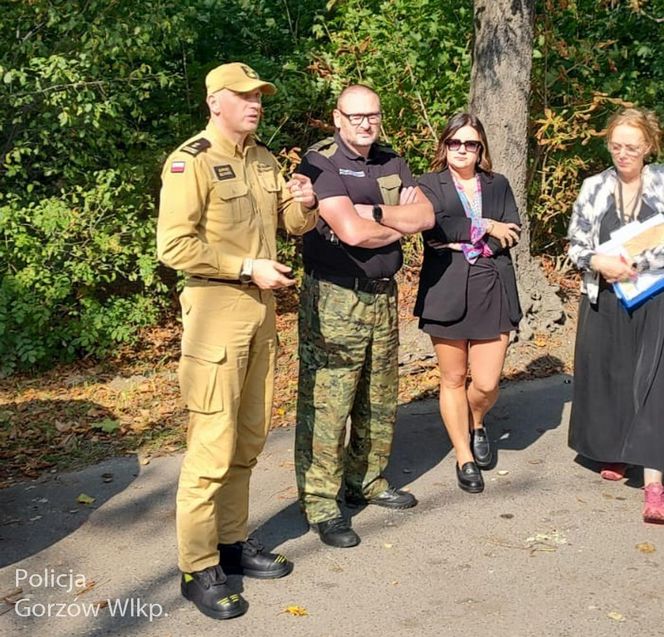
left=415, top=113, right=522, bottom=493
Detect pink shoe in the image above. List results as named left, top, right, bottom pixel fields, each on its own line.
left=643, top=483, right=664, bottom=524
left=600, top=463, right=627, bottom=481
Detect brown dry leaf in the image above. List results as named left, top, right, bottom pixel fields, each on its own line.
left=281, top=605, right=308, bottom=617
left=636, top=542, right=656, bottom=554
left=276, top=486, right=298, bottom=500
left=54, top=420, right=72, bottom=433
left=75, top=579, right=96, bottom=597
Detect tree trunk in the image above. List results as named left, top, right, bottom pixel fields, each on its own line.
left=469, top=0, right=564, bottom=339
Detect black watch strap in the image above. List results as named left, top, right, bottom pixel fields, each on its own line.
left=372, top=205, right=384, bottom=224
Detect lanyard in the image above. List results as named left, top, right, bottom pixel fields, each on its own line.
left=617, top=178, right=642, bottom=224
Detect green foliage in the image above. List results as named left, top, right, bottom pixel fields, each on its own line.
left=0, top=0, right=199, bottom=372
left=309, top=0, right=473, bottom=172
left=2, top=0, right=663, bottom=373
left=529, top=0, right=664, bottom=254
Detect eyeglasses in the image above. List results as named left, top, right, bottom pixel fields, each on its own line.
left=607, top=142, right=645, bottom=157
left=444, top=138, right=482, bottom=153
left=338, top=110, right=382, bottom=126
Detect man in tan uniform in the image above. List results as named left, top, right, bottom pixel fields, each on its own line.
left=157, top=62, right=317, bottom=620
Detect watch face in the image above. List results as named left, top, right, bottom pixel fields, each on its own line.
left=372, top=205, right=383, bottom=223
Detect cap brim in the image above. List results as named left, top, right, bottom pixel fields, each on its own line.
left=210, top=79, right=277, bottom=96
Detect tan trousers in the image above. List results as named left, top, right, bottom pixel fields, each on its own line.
left=176, top=282, right=276, bottom=573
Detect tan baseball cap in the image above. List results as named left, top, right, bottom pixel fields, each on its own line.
left=205, top=62, right=277, bottom=96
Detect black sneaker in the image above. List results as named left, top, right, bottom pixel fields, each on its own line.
left=313, top=516, right=360, bottom=548
left=218, top=537, right=293, bottom=579
left=347, top=486, right=418, bottom=509
left=181, top=564, right=248, bottom=620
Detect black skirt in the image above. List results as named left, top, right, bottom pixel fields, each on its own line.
left=419, top=256, right=517, bottom=340
left=568, top=288, right=664, bottom=469
left=568, top=200, right=664, bottom=469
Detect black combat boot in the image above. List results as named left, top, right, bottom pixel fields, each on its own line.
left=218, top=537, right=293, bottom=579
left=181, top=564, right=248, bottom=620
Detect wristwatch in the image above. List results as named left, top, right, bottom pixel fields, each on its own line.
left=239, top=258, right=253, bottom=284
left=372, top=205, right=384, bottom=224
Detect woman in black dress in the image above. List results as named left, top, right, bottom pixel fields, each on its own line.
left=415, top=113, right=522, bottom=493
left=567, top=108, right=664, bottom=523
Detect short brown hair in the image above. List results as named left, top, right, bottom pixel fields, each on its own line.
left=431, top=113, right=493, bottom=173
left=336, top=84, right=379, bottom=110
left=606, top=107, right=662, bottom=159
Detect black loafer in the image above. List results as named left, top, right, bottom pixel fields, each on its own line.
left=181, top=564, right=248, bottom=620
left=313, top=517, right=360, bottom=548
left=471, top=427, right=493, bottom=468
left=456, top=461, right=484, bottom=493
left=347, top=486, right=418, bottom=509
left=218, top=537, right=293, bottom=579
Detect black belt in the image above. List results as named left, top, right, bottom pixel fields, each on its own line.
left=307, top=269, right=395, bottom=294
left=189, top=276, right=254, bottom=286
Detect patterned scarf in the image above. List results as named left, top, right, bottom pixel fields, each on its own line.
left=453, top=174, right=492, bottom=264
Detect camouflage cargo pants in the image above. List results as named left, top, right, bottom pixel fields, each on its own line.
left=295, top=273, right=399, bottom=524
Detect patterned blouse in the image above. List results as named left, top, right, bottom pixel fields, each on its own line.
left=567, top=163, right=664, bottom=303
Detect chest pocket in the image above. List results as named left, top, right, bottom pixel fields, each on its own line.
left=376, top=173, right=402, bottom=205
left=213, top=179, right=250, bottom=223
left=255, top=165, right=280, bottom=227
left=257, top=167, right=280, bottom=193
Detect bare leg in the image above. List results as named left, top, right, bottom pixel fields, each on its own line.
left=432, top=337, right=473, bottom=466
left=467, top=334, right=510, bottom=430
left=644, top=468, right=663, bottom=486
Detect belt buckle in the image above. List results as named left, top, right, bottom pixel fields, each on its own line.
left=359, top=277, right=390, bottom=294
left=374, top=278, right=391, bottom=294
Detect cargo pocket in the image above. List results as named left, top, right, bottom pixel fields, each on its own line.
left=376, top=173, right=402, bottom=205
left=178, top=339, right=227, bottom=413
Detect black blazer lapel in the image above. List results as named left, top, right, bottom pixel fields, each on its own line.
left=478, top=170, right=496, bottom=220
left=439, top=169, right=466, bottom=218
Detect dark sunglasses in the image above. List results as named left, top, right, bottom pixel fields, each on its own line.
left=444, top=138, right=482, bottom=153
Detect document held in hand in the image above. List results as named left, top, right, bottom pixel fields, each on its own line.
left=595, top=213, right=664, bottom=309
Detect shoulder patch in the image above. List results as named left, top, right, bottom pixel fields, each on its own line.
left=307, top=137, right=337, bottom=159
left=180, top=137, right=211, bottom=157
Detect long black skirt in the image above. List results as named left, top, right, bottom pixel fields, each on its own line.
left=568, top=286, right=664, bottom=469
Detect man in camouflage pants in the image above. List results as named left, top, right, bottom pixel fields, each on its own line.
left=294, top=85, right=434, bottom=548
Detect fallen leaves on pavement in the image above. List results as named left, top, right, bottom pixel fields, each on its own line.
left=281, top=605, right=309, bottom=617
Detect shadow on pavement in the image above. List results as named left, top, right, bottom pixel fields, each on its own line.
left=0, top=455, right=139, bottom=568
left=253, top=372, right=573, bottom=553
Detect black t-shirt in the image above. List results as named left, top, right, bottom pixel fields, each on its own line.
left=297, top=133, right=416, bottom=279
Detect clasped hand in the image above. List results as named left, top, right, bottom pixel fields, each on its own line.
left=590, top=254, right=637, bottom=283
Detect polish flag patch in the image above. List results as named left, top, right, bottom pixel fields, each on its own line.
left=171, top=160, right=186, bottom=173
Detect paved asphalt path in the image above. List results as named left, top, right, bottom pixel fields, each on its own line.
left=1, top=375, right=663, bottom=637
